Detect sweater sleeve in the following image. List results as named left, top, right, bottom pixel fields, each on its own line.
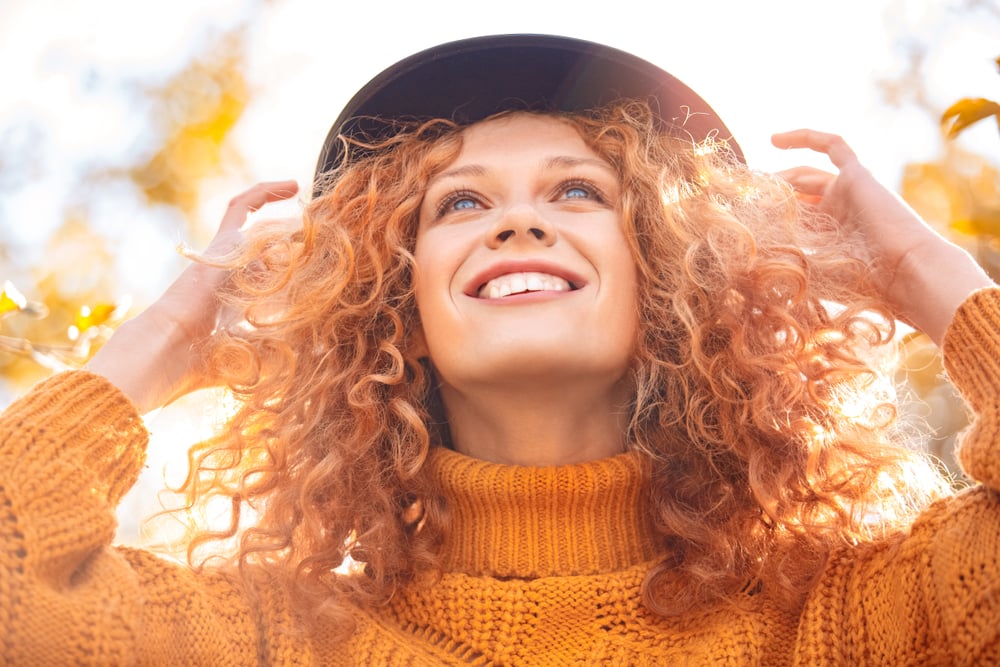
left=941, top=287, right=1000, bottom=489
left=0, top=372, right=279, bottom=665
left=924, top=286, right=1000, bottom=664
left=795, top=288, right=1000, bottom=666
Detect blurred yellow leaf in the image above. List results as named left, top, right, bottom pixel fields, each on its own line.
left=0, top=281, right=26, bottom=315
left=2, top=27, right=253, bottom=392
left=941, top=97, right=1000, bottom=139
left=894, top=330, right=970, bottom=480
left=74, top=303, right=117, bottom=332
left=0, top=215, right=122, bottom=382
left=949, top=218, right=978, bottom=235
left=895, top=331, right=943, bottom=397
left=0, top=281, right=48, bottom=319
left=130, top=32, right=248, bottom=219
left=901, top=144, right=1000, bottom=226
left=950, top=211, right=1000, bottom=237
left=900, top=162, right=957, bottom=232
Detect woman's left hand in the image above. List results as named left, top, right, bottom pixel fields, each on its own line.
left=772, top=129, right=994, bottom=346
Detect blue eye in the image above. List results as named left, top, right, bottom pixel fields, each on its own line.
left=435, top=190, right=481, bottom=218
left=560, top=179, right=603, bottom=202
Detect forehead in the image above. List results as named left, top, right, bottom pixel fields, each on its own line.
left=453, top=113, right=595, bottom=160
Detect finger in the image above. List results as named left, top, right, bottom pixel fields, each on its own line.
left=775, top=166, right=836, bottom=197
left=219, top=180, right=300, bottom=233
left=771, top=130, right=858, bottom=169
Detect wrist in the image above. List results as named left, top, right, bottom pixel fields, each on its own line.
left=85, top=311, right=200, bottom=413
left=897, top=242, right=994, bottom=346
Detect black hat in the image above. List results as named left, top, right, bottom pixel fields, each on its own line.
left=314, top=34, right=742, bottom=191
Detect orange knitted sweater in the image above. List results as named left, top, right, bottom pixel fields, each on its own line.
left=3, top=289, right=1000, bottom=665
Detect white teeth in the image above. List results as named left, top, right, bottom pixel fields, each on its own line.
left=479, top=271, right=571, bottom=298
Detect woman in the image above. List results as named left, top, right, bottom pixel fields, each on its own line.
left=2, top=35, right=997, bottom=664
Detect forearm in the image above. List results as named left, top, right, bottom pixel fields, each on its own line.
left=895, top=238, right=995, bottom=347
left=85, top=309, right=199, bottom=415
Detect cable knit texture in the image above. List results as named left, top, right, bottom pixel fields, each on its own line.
left=3, top=288, right=1000, bottom=664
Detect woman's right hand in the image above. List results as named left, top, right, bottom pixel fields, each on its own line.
left=771, top=131, right=993, bottom=346
left=85, top=180, right=300, bottom=413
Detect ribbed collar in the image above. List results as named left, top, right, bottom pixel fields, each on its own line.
left=428, top=446, right=662, bottom=579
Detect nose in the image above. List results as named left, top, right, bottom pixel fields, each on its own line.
left=486, top=204, right=557, bottom=249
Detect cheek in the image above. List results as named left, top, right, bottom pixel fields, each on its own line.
left=608, top=234, right=642, bottom=351
left=412, top=231, right=463, bottom=355
left=606, top=226, right=640, bottom=296
left=614, top=283, right=641, bottom=358
left=412, top=231, right=444, bottom=304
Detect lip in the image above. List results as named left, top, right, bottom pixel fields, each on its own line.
left=463, top=259, right=587, bottom=298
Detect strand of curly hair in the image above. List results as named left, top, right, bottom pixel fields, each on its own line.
left=167, top=101, right=949, bottom=632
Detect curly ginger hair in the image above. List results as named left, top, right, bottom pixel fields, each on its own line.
left=177, top=101, right=949, bottom=626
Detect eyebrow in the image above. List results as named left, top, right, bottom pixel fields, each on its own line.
left=432, top=163, right=488, bottom=182
left=542, top=155, right=616, bottom=174
left=431, top=155, right=616, bottom=185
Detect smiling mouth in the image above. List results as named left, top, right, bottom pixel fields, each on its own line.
left=477, top=271, right=578, bottom=299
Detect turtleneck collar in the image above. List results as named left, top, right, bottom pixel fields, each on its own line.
left=427, top=446, right=662, bottom=579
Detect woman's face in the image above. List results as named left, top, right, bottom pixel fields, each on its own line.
left=413, top=114, right=639, bottom=399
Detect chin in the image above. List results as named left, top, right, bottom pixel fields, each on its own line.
left=450, top=345, right=633, bottom=387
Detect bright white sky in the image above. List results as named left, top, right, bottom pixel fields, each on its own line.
left=2, top=0, right=998, bottom=263
left=1, top=0, right=999, bottom=541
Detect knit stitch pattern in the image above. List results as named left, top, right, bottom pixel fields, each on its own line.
left=2, top=288, right=1000, bottom=664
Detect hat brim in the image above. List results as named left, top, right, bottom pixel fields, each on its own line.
left=314, top=34, right=742, bottom=190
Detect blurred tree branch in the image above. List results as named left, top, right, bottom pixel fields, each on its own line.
left=892, top=33, right=1000, bottom=479
left=1, top=28, right=251, bottom=389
